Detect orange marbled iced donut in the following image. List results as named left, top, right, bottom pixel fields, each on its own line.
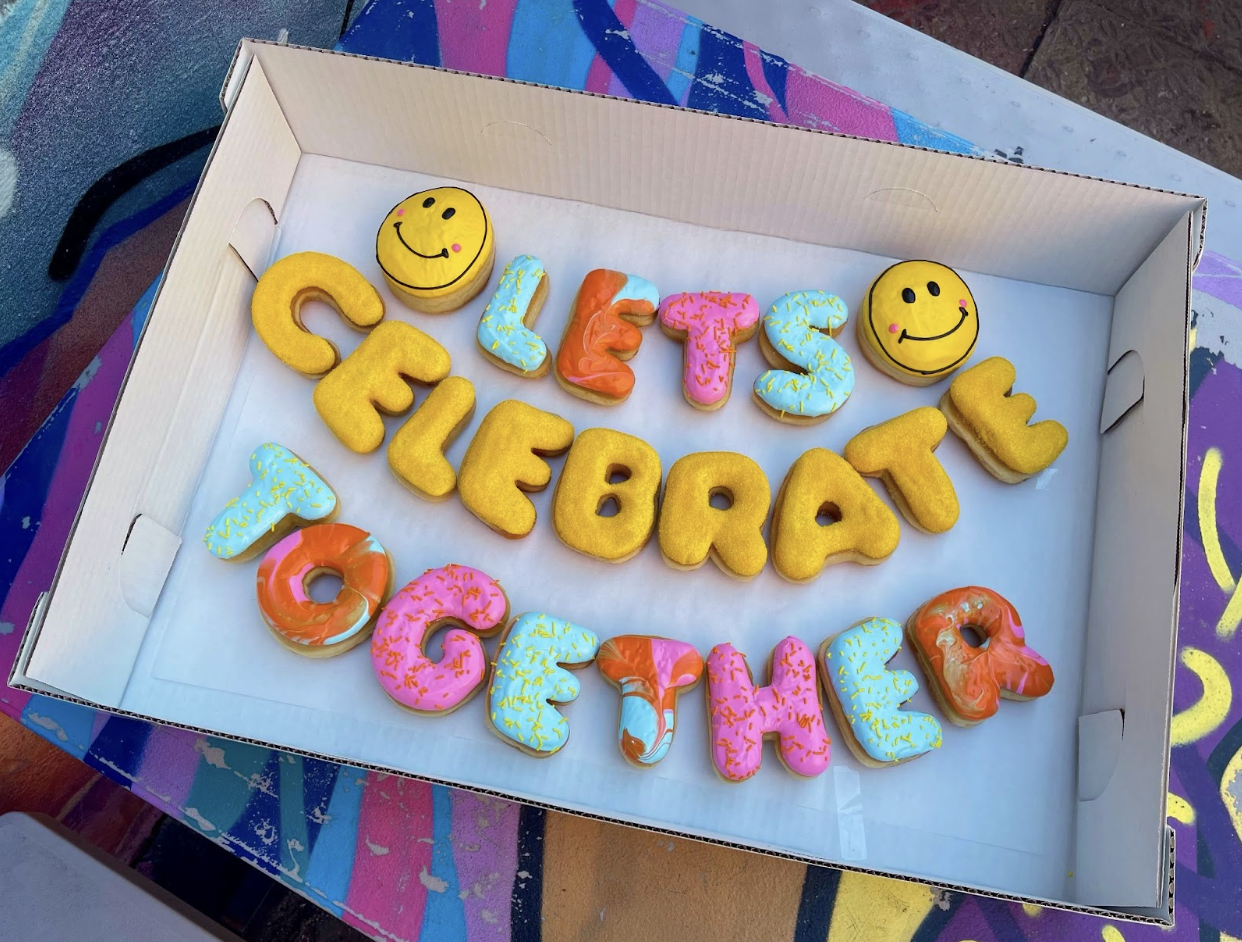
left=904, top=586, right=1054, bottom=726
left=256, top=523, right=392, bottom=657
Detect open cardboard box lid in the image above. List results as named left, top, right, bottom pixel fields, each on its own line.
left=12, top=39, right=1203, bottom=922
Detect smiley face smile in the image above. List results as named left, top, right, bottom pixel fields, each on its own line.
left=392, top=221, right=449, bottom=259
left=897, top=307, right=969, bottom=344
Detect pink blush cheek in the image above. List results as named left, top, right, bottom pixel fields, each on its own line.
left=888, top=323, right=900, bottom=334
left=396, top=208, right=404, bottom=216
left=452, top=243, right=461, bottom=253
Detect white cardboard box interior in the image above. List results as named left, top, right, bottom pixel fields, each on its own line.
left=17, top=43, right=1201, bottom=915
left=126, top=154, right=1109, bottom=901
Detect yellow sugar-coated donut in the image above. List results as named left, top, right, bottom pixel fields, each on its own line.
left=252, top=251, right=385, bottom=377
left=939, top=356, right=1068, bottom=483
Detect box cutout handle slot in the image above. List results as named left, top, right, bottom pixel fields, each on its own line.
left=1099, top=349, right=1144, bottom=435
left=480, top=120, right=553, bottom=148
left=1077, top=709, right=1124, bottom=802
left=864, top=187, right=938, bottom=213
left=119, top=515, right=183, bottom=618
left=230, top=197, right=278, bottom=280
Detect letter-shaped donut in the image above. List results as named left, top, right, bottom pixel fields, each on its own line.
left=388, top=376, right=477, bottom=501
left=597, top=636, right=703, bottom=767
left=476, top=255, right=551, bottom=377
left=753, top=291, right=854, bottom=424
left=488, top=612, right=600, bottom=756
left=940, top=356, right=1068, bottom=483
left=555, top=269, right=659, bottom=404
left=256, top=523, right=391, bottom=656
left=771, top=448, right=899, bottom=582
left=371, top=564, right=509, bottom=714
left=551, top=427, right=662, bottom=563
left=204, top=442, right=337, bottom=561
left=251, top=251, right=385, bottom=376
left=705, top=637, right=831, bottom=782
left=820, top=617, right=942, bottom=767
left=844, top=407, right=959, bottom=534
left=658, top=291, right=761, bottom=410
left=905, top=586, right=1055, bottom=726
left=658, top=451, right=770, bottom=579
left=458, top=400, right=575, bottom=539
left=313, top=320, right=452, bottom=454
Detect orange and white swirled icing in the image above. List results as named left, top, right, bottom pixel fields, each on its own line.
left=596, top=636, right=703, bottom=766
left=371, top=564, right=509, bottom=713
left=555, top=269, right=659, bottom=402
left=256, top=523, right=390, bottom=650
left=906, top=586, right=1054, bottom=725
left=705, top=637, right=831, bottom=781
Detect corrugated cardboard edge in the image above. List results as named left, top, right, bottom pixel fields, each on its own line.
left=2, top=670, right=1176, bottom=926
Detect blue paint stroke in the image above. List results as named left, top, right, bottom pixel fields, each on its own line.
left=666, top=15, right=702, bottom=105
left=686, top=24, right=768, bottom=119
left=507, top=0, right=597, bottom=91
left=891, top=109, right=980, bottom=156
left=573, top=0, right=675, bottom=104
left=19, top=694, right=97, bottom=760
left=300, top=766, right=367, bottom=917
left=334, top=0, right=440, bottom=65
left=130, top=278, right=160, bottom=349
left=85, top=714, right=152, bottom=779
left=759, top=49, right=789, bottom=116
left=0, top=383, right=76, bottom=596
left=419, top=785, right=467, bottom=939
left=0, top=0, right=75, bottom=137
left=278, top=754, right=311, bottom=885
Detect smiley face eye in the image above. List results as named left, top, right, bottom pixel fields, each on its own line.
left=442, top=207, right=456, bottom=220
left=927, top=281, right=940, bottom=297
left=422, top=196, right=435, bottom=208
left=901, top=288, right=916, bottom=304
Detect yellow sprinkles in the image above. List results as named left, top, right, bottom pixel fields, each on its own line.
left=203, top=443, right=335, bottom=559
left=487, top=612, right=600, bottom=754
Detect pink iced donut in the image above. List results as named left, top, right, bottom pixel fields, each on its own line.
left=705, top=636, right=832, bottom=782
left=370, top=564, right=509, bottom=714
left=658, top=291, right=761, bottom=410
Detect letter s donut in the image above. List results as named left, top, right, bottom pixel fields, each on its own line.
left=905, top=586, right=1054, bottom=727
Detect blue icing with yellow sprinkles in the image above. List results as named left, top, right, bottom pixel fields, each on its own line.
left=203, top=443, right=336, bottom=559
left=754, top=291, right=854, bottom=417
left=488, top=612, right=600, bottom=755
left=823, top=617, right=942, bottom=763
left=477, top=255, right=548, bottom=373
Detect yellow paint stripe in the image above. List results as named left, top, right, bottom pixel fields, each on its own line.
left=1166, top=792, right=1195, bottom=825
left=1199, top=448, right=1235, bottom=594
left=1021, top=903, right=1043, bottom=917
left=826, top=872, right=937, bottom=942
left=1219, top=581, right=1242, bottom=640
left=1101, top=926, right=1126, bottom=942
left=1170, top=647, right=1232, bottom=746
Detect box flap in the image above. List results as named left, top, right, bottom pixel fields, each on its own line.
left=241, top=40, right=1203, bottom=296
left=1075, top=212, right=1193, bottom=906
left=24, top=57, right=302, bottom=706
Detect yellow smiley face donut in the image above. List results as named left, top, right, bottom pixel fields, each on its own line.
left=858, top=260, right=978, bottom=386
left=375, top=186, right=496, bottom=313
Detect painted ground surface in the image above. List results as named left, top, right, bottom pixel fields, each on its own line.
left=2, top=1, right=1241, bottom=939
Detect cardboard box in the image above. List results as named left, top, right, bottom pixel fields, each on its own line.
left=11, top=40, right=1203, bottom=921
